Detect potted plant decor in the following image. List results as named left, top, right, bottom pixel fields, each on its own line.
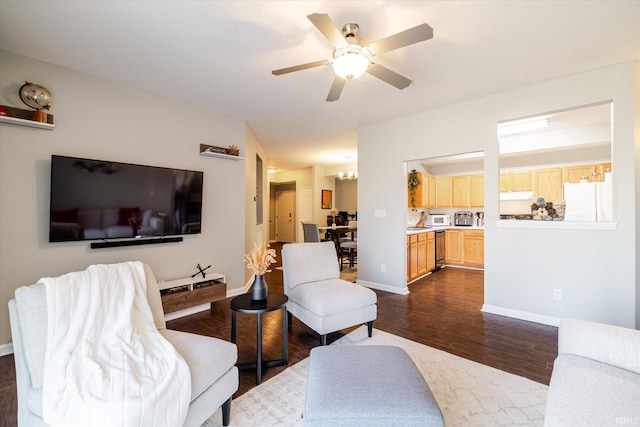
left=408, top=169, right=421, bottom=208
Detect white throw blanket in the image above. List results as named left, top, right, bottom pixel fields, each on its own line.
left=41, top=261, right=191, bottom=427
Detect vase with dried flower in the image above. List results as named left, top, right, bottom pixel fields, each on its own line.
left=244, top=242, right=276, bottom=301
left=330, top=207, right=338, bottom=228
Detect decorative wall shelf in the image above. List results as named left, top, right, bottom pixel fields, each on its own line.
left=0, top=105, right=54, bottom=130
left=199, top=143, right=244, bottom=160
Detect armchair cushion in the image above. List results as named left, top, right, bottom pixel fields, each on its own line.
left=288, top=279, right=377, bottom=317
left=282, top=241, right=339, bottom=290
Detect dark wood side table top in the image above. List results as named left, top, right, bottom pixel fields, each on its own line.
left=230, top=292, right=288, bottom=314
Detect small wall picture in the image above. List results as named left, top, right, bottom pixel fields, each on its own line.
left=321, top=189, right=332, bottom=209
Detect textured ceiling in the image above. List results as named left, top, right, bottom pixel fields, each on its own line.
left=1, top=1, right=639, bottom=170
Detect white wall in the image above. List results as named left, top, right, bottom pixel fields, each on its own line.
left=0, top=50, right=247, bottom=346
left=358, top=61, right=639, bottom=328
left=244, top=124, right=270, bottom=286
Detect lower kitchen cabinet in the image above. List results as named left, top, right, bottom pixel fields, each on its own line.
left=407, top=234, right=418, bottom=281
left=462, top=230, right=484, bottom=268
left=445, top=229, right=484, bottom=268
left=407, top=231, right=435, bottom=282
left=445, top=229, right=463, bottom=263
left=417, top=232, right=428, bottom=276
left=426, top=232, right=435, bottom=272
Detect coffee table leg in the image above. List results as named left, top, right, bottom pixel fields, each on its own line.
left=281, top=306, right=288, bottom=364
left=257, top=312, right=262, bottom=384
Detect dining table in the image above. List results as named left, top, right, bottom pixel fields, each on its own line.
left=318, top=225, right=357, bottom=251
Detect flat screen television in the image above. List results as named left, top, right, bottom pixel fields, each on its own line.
left=49, top=155, right=203, bottom=243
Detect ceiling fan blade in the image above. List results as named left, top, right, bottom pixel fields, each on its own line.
left=307, top=13, right=347, bottom=47
left=366, top=63, right=412, bottom=89
left=326, top=76, right=346, bottom=102
left=272, top=59, right=330, bottom=76
left=368, top=23, right=433, bottom=55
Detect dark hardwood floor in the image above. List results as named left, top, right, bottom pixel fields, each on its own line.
left=0, top=242, right=558, bottom=426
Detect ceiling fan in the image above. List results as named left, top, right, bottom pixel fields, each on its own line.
left=272, top=13, right=433, bottom=102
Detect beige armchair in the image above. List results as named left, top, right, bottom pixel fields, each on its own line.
left=281, top=241, right=377, bottom=345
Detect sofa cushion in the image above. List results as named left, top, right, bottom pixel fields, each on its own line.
left=77, top=209, right=102, bottom=230
left=288, top=279, right=376, bottom=317
left=545, top=354, right=640, bottom=426
left=160, top=329, right=237, bottom=402
left=14, top=284, right=48, bottom=390
left=102, top=208, right=119, bottom=228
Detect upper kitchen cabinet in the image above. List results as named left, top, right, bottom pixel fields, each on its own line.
left=533, top=168, right=563, bottom=203
left=469, top=174, right=484, bottom=207
left=452, top=175, right=469, bottom=207
left=434, top=176, right=453, bottom=208
left=500, top=171, right=532, bottom=192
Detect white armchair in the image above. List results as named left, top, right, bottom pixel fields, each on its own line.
left=281, top=241, right=377, bottom=346
left=8, top=263, right=238, bottom=427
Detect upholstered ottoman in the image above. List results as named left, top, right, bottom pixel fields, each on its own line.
left=304, top=345, right=444, bottom=426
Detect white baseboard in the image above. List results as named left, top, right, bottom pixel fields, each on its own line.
left=0, top=342, right=14, bottom=356
left=357, top=279, right=409, bottom=295
left=481, top=304, right=561, bottom=327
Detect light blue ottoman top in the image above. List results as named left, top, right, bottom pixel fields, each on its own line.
left=305, top=345, right=444, bottom=427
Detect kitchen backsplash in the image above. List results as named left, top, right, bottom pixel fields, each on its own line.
left=407, top=207, right=485, bottom=226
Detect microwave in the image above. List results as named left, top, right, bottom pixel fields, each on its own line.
left=426, top=214, right=451, bottom=226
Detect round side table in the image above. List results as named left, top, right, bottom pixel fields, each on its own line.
left=230, top=292, right=288, bottom=384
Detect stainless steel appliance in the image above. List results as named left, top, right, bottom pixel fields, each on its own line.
left=434, top=230, right=445, bottom=270
left=426, top=214, right=451, bottom=226
left=454, top=211, right=473, bottom=226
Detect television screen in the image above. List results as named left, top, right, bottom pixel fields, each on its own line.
left=49, top=155, right=203, bottom=242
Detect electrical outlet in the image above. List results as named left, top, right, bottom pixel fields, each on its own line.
left=553, top=289, right=562, bottom=300
left=380, top=264, right=386, bottom=272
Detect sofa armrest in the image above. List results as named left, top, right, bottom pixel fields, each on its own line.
left=558, top=318, right=640, bottom=374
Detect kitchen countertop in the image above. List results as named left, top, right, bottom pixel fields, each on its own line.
left=406, top=225, right=484, bottom=235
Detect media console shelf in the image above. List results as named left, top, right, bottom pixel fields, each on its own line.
left=159, top=273, right=226, bottom=320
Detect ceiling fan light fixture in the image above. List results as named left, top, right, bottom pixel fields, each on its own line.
left=332, top=46, right=369, bottom=80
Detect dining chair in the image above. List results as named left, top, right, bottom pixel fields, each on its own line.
left=301, top=222, right=321, bottom=242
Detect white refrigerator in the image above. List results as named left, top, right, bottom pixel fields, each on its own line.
left=563, top=175, right=612, bottom=221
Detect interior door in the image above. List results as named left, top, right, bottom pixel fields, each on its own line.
left=276, top=190, right=294, bottom=243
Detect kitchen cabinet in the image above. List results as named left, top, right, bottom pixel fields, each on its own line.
left=533, top=168, right=563, bottom=202
left=407, top=231, right=435, bottom=282
left=562, top=163, right=612, bottom=183
left=500, top=171, right=532, bottom=192
left=445, top=229, right=484, bottom=267
left=445, top=229, right=463, bottom=263
left=407, top=234, right=418, bottom=281
left=417, top=233, right=428, bottom=276
left=563, top=165, right=597, bottom=183
left=434, top=176, right=452, bottom=208
left=469, top=174, right=484, bottom=207
left=426, top=232, right=435, bottom=272
left=424, top=174, right=436, bottom=208
left=452, top=175, right=470, bottom=207
left=462, top=230, right=484, bottom=268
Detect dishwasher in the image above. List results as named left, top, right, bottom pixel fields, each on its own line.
left=435, top=230, right=445, bottom=270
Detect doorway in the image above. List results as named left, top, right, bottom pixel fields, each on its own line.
left=275, top=190, right=294, bottom=243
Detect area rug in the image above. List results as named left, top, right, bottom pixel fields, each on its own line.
left=203, top=326, right=548, bottom=426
